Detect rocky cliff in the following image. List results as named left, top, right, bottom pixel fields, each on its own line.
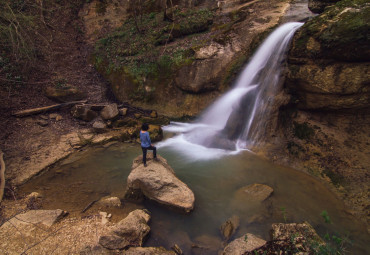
left=271, top=0, right=369, bottom=223
left=286, top=0, right=369, bottom=111
left=83, top=0, right=292, bottom=118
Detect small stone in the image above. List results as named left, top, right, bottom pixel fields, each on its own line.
left=26, top=192, right=42, bottom=199
left=119, top=108, right=128, bottom=116
left=93, top=120, right=107, bottom=132
left=36, top=119, right=49, bottom=127
left=150, top=110, right=158, bottom=118
left=49, top=113, right=63, bottom=121
left=96, top=196, right=122, bottom=208
left=40, top=115, right=49, bottom=120
left=134, top=113, right=141, bottom=119
left=220, top=215, right=240, bottom=241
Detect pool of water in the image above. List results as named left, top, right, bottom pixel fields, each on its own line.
left=19, top=142, right=369, bottom=254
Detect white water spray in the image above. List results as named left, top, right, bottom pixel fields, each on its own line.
left=158, top=22, right=303, bottom=160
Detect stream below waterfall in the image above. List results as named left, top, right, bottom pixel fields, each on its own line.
left=19, top=142, right=369, bottom=254
left=18, top=1, right=369, bottom=253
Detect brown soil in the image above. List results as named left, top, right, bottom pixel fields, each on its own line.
left=0, top=1, right=114, bottom=189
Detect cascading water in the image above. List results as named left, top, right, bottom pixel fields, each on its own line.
left=158, top=22, right=303, bottom=160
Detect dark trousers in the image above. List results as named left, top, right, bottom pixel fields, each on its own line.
left=141, top=145, right=157, bottom=164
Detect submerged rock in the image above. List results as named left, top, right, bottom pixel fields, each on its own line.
left=223, top=233, right=266, bottom=255
left=96, top=196, right=122, bottom=208
left=124, top=155, right=195, bottom=213
left=99, top=209, right=150, bottom=250
left=220, top=215, right=240, bottom=241
left=234, top=183, right=274, bottom=202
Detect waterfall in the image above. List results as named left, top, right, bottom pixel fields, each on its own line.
left=158, top=22, right=303, bottom=160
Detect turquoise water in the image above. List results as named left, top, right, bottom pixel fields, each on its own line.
left=20, top=142, right=369, bottom=254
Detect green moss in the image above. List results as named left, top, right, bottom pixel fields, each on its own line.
left=322, top=168, right=344, bottom=187
left=293, top=122, right=315, bottom=140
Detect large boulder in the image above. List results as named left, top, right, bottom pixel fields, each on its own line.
left=223, top=233, right=266, bottom=255
left=286, top=0, right=370, bottom=111
left=99, top=209, right=151, bottom=250
left=270, top=222, right=324, bottom=252
left=124, top=155, right=195, bottom=213
left=100, top=103, right=119, bottom=120
left=175, top=42, right=241, bottom=93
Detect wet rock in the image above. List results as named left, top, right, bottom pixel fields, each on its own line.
left=124, top=155, right=195, bottom=213
left=234, top=183, right=274, bottom=203
left=96, top=196, right=122, bottom=208
left=124, top=247, right=176, bottom=255
left=2, top=209, right=67, bottom=228
left=171, top=244, right=183, bottom=255
left=99, top=209, right=150, bottom=250
left=44, top=84, right=85, bottom=102
left=220, top=215, right=240, bottom=241
left=119, top=108, right=128, bottom=116
left=271, top=222, right=324, bottom=248
left=100, top=103, right=119, bottom=120
left=71, top=105, right=98, bottom=122
left=223, top=233, right=266, bottom=255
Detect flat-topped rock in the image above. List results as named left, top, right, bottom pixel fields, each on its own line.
left=124, top=155, right=195, bottom=213
left=1, top=209, right=67, bottom=228
left=223, top=233, right=266, bottom=255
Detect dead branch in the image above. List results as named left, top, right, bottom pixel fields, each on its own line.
left=12, top=100, right=87, bottom=117
left=81, top=199, right=98, bottom=213
left=0, top=150, right=5, bottom=203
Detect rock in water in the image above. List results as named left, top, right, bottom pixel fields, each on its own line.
left=124, top=155, right=195, bottom=213
left=223, top=233, right=266, bottom=255
left=220, top=215, right=240, bottom=241
left=234, top=183, right=273, bottom=202
left=271, top=222, right=324, bottom=252
left=99, top=209, right=151, bottom=250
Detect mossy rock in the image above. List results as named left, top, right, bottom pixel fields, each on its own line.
left=148, top=124, right=163, bottom=142
left=44, top=85, right=86, bottom=103
left=291, top=0, right=370, bottom=62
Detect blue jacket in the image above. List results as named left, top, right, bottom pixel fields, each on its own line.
left=140, top=131, right=151, bottom=148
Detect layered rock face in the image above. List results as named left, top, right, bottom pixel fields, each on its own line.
left=308, top=0, right=341, bottom=14
left=286, top=0, right=369, bottom=111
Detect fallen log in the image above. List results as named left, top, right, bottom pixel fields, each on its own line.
left=12, top=100, right=87, bottom=117
left=0, top=150, right=5, bottom=203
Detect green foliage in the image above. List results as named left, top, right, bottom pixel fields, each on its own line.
left=293, top=121, right=315, bottom=140
left=93, top=8, right=213, bottom=93
left=321, top=210, right=331, bottom=224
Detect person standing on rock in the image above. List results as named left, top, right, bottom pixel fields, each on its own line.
left=140, top=123, right=158, bottom=167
